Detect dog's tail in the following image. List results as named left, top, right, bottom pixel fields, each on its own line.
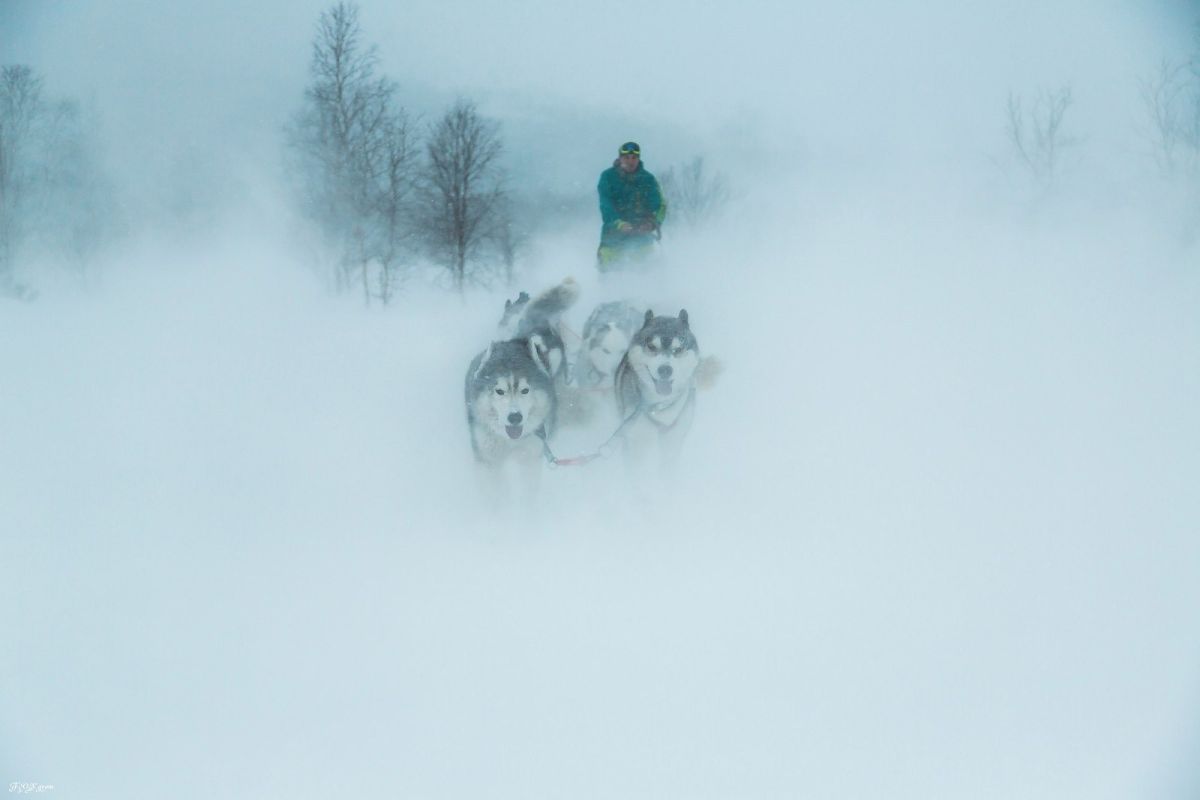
left=497, top=291, right=530, bottom=333
left=503, top=277, right=580, bottom=338
left=525, top=278, right=579, bottom=322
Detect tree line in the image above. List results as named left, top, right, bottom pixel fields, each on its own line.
left=286, top=2, right=515, bottom=304
left=0, top=65, right=113, bottom=299
left=282, top=2, right=736, bottom=304
left=5, top=6, right=1200, bottom=302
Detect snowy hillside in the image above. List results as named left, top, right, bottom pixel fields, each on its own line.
left=3, top=185, right=1199, bottom=799
left=2, top=1, right=1200, bottom=798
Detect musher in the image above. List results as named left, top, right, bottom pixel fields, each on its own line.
left=596, top=141, right=666, bottom=271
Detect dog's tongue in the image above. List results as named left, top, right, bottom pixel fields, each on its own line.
left=505, top=424, right=523, bottom=439
left=654, top=377, right=674, bottom=396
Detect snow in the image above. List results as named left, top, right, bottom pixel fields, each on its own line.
left=3, top=186, right=1199, bottom=799
left=3, top=1, right=1200, bottom=798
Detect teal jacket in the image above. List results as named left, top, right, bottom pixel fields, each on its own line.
left=597, top=160, right=666, bottom=246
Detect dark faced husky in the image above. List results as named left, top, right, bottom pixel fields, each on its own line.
left=466, top=339, right=556, bottom=466
left=614, top=309, right=701, bottom=475
left=465, top=279, right=578, bottom=501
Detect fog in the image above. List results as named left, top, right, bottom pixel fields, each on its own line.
left=3, top=1, right=1200, bottom=798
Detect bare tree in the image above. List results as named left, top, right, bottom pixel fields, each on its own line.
left=658, top=155, right=730, bottom=230
left=37, top=99, right=114, bottom=269
left=0, top=65, right=111, bottom=298
left=288, top=2, right=415, bottom=304
left=371, top=110, right=415, bottom=304
left=1139, top=57, right=1200, bottom=178
left=485, top=194, right=528, bottom=288
left=418, top=99, right=505, bottom=293
left=0, top=66, right=43, bottom=295
left=1006, top=86, right=1079, bottom=188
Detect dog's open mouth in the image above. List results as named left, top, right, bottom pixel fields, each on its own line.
left=505, top=424, right=523, bottom=439
left=653, top=376, right=674, bottom=396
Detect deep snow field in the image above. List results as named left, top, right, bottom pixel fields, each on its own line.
left=4, top=1, right=1200, bottom=794
left=2, top=178, right=1199, bottom=799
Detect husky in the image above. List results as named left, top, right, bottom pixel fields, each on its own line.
left=576, top=301, right=646, bottom=389
left=466, top=338, right=556, bottom=466
left=556, top=300, right=645, bottom=429
left=465, top=279, right=579, bottom=501
left=613, top=309, right=702, bottom=476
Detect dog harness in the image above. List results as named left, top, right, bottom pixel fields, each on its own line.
left=539, top=387, right=696, bottom=467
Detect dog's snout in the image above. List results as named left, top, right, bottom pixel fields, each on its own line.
left=507, top=412, right=523, bottom=425
left=657, top=364, right=673, bottom=379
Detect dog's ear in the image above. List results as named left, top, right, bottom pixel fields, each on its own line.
left=679, top=309, right=689, bottom=328
left=527, top=334, right=554, bottom=377
left=473, top=343, right=494, bottom=380
left=504, top=291, right=529, bottom=313
left=643, top=309, right=654, bottom=328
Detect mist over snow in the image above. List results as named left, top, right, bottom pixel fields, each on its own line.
left=3, top=1, right=1200, bottom=798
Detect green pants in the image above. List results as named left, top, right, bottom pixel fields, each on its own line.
left=596, top=236, right=658, bottom=271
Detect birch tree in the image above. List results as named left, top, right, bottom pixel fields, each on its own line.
left=1006, top=86, right=1078, bottom=189
left=288, top=2, right=415, bottom=304
left=659, top=156, right=730, bottom=230
left=1, top=65, right=111, bottom=298
left=418, top=99, right=506, bottom=293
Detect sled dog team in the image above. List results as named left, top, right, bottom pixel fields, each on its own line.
left=465, top=278, right=714, bottom=495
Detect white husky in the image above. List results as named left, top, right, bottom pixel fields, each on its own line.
left=577, top=300, right=646, bottom=389
left=557, top=300, right=645, bottom=428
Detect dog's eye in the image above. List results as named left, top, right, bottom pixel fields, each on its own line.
left=646, top=344, right=658, bottom=354
left=495, top=388, right=505, bottom=396
left=672, top=346, right=683, bottom=355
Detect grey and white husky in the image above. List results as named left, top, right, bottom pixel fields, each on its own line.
left=465, top=279, right=578, bottom=497
left=465, top=338, right=557, bottom=467
left=613, top=309, right=702, bottom=474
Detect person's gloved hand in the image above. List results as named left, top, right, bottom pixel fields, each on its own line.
left=614, top=220, right=633, bottom=234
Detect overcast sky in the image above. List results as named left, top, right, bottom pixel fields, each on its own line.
left=1, top=0, right=1194, bottom=195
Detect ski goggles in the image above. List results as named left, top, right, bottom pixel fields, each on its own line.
left=619, top=142, right=641, bottom=156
